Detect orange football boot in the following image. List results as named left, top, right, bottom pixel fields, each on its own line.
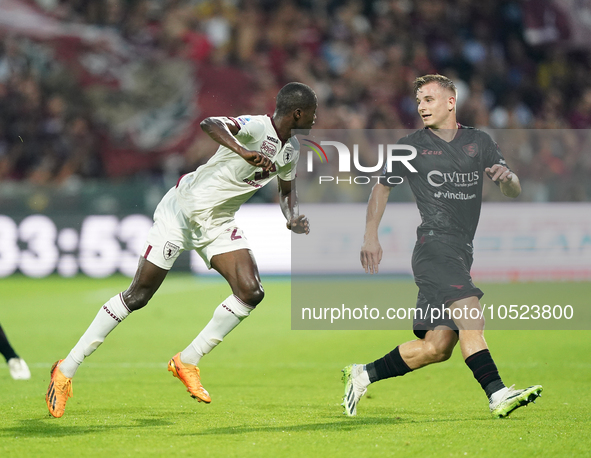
left=46, top=360, right=73, bottom=418
left=168, top=353, right=211, bottom=403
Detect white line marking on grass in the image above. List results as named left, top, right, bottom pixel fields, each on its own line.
left=30, top=362, right=168, bottom=369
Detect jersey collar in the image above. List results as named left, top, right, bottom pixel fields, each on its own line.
left=425, top=122, right=464, bottom=142
left=268, top=114, right=288, bottom=146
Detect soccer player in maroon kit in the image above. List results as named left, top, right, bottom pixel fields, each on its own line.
left=0, top=323, right=30, bottom=380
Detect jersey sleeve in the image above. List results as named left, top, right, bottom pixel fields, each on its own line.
left=381, top=137, right=411, bottom=187
left=482, top=133, right=513, bottom=186
left=230, top=116, right=266, bottom=144
left=483, top=134, right=510, bottom=170
left=278, top=141, right=300, bottom=181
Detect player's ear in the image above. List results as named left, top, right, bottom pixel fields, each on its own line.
left=294, top=108, right=302, bottom=120
left=448, top=95, right=456, bottom=111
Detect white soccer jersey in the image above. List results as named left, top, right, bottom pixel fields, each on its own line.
left=175, top=114, right=299, bottom=235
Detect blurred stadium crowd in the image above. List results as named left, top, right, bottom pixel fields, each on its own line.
left=1, top=0, right=591, bottom=201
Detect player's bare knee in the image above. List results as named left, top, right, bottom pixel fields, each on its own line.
left=238, top=282, right=264, bottom=307
left=451, top=311, right=485, bottom=331
left=424, top=341, right=453, bottom=363
left=476, top=316, right=485, bottom=330
left=122, top=289, right=152, bottom=311
left=437, top=345, right=454, bottom=362
left=462, top=316, right=485, bottom=331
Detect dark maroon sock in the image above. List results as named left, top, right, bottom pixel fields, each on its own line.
left=465, top=349, right=505, bottom=399
left=0, top=325, right=18, bottom=362
left=366, top=346, right=412, bottom=383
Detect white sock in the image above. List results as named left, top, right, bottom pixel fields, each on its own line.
left=59, top=294, right=130, bottom=378
left=359, top=366, right=371, bottom=388
left=490, top=386, right=510, bottom=404
left=180, top=295, right=253, bottom=366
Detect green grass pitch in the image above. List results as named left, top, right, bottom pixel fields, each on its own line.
left=0, top=275, right=589, bottom=457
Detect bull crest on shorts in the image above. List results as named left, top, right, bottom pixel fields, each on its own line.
left=163, top=241, right=180, bottom=260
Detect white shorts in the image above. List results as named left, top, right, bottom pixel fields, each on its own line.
left=143, top=187, right=251, bottom=270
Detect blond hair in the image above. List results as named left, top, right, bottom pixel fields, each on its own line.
left=413, top=74, right=457, bottom=97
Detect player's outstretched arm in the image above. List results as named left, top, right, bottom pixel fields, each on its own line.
left=361, top=183, right=391, bottom=274
left=278, top=178, right=309, bottom=234
left=485, top=164, right=521, bottom=198
left=200, top=117, right=272, bottom=171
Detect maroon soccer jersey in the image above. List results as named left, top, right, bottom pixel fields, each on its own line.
left=383, top=125, right=509, bottom=241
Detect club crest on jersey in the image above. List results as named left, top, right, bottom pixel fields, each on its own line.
left=260, top=140, right=277, bottom=158
left=163, top=241, right=180, bottom=260
left=462, top=143, right=479, bottom=157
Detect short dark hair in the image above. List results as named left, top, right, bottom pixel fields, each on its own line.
left=275, top=82, right=317, bottom=116
left=413, top=74, right=457, bottom=97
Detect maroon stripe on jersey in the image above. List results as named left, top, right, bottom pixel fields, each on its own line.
left=144, top=245, right=153, bottom=259
left=228, top=117, right=241, bottom=131
left=176, top=173, right=187, bottom=188
left=267, top=114, right=287, bottom=146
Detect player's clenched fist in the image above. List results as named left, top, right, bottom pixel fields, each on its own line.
left=287, top=215, right=310, bottom=234
left=242, top=150, right=273, bottom=171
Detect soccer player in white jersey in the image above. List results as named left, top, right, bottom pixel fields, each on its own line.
left=46, top=82, right=317, bottom=418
